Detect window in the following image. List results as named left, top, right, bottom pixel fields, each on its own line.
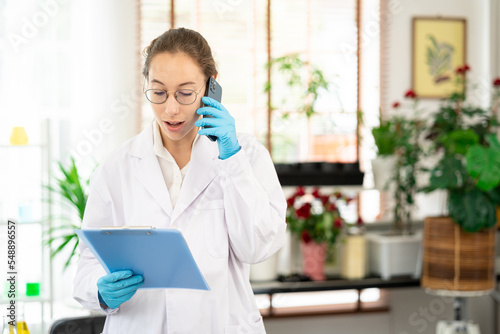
left=139, top=0, right=380, bottom=168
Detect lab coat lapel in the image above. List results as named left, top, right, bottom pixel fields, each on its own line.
left=131, top=123, right=174, bottom=218
left=172, top=135, right=219, bottom=222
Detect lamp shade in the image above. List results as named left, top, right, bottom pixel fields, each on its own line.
left=9, top=126, right=29, bottom=145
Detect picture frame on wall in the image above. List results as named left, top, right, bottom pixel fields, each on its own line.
left=412, top=17, right=467, bottom=98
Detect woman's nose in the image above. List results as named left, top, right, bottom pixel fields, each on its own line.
left=164, top=94, right=179, bottom=116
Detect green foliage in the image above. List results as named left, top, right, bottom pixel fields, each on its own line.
left=371, top=97, right=424, bottom=235
left=423, top=71, right=500, bottom=232
left=371, top=120, right=398, bottom=156
left=265, top=54, right=329, bottom=118
left=448, top=189, right=497, bottom=232
left=44, top=157, right=92, bottom=270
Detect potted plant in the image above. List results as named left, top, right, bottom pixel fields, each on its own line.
left=371, top=112, right=398, bottom=191
left=44, top=157, right=91, bottom=270
left=286, top=187, right=346, bottom=280
left=367, top=91, right=425, bottom=280
left=421, top=66, right=500, bottom=293
left=264, top=53, right=330, bottom=162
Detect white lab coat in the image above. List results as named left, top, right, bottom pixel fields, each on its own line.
left=73, top=122, right=287, bottom=333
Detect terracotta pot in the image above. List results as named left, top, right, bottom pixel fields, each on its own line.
left=301, top=241, right=328, bottom=281
left=421, top=216, right=496, bottom=293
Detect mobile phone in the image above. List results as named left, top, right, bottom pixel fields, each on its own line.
left=203, top=77, right=222, bottom=142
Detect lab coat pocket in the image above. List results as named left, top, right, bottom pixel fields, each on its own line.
left=225, top=316, right=266, bottom=334
left=203, top=199, right=229, bottom=258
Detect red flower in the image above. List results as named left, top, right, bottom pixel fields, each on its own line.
left=319, top=195, right=329, bottom=205
left=334, top=217, right=343, bottom=228
left=356, top=217, right=364, bottom=225
left=301, top=230, right=312, bottom=243
left=286, top=196, right=295, bottom=208
left=493, top=77, right=500, bottom=87
left=404, top=89, right=417, bottom=99
left=456, top=65, right=470, bottom=75
left=333, top=191, right=342, bottom=199
left=326, top=202, right=337, bottom=212
left=392, top=101, right=401, bottom=108
left=296, top=203, right=311, bottom=219
left=312, top=187, right=321, bottom=198
left=295, top=186, right=305, bottom=196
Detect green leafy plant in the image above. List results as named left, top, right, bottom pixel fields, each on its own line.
left=423, top=66, right=500, bottom=232
left=265, top=54, right=329, bottom=118
left=44, top=157, right=91, bottom=270
left=371, top=117, right=398, bottom=156
left=372, top=92, right=425, bottom=235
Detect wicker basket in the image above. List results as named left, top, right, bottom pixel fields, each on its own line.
left=421, top=216, right=496, bottom=293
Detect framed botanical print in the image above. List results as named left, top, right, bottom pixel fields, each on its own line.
left=412, top=17, right=467, bottom=98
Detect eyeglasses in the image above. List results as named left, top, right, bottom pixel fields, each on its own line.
left=144, top=85, right=204, bottom=105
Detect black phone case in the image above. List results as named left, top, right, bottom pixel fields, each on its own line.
left=203, top=77, right=222, bottom=142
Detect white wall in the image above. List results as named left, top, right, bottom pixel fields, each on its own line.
left=63, top=0, right=141, bottom=170
left=382, top=0, right=490, bottom=113
left=492, top=0, right=500, bottom=78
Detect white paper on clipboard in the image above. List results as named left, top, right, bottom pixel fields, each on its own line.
left=75, top=228, right=210, bottom=290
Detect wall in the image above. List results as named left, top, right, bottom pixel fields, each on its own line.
left=63, top=0, right=141, bottom=169
left=380, top=0, right=491, bottom=220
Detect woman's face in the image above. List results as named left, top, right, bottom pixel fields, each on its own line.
left=147, top=52, right=206, bottom=146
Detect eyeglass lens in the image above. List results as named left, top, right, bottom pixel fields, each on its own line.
left=145, top=89, right=198, bottom=105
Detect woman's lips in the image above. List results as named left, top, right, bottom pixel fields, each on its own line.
left=164, top=121, right=184, bottom=132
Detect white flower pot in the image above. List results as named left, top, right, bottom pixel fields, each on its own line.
left=250, top=252, right=279, bottom=282
left=366, top=231, right=422, bottom=280
left=371, top=155, right=397, bottom=191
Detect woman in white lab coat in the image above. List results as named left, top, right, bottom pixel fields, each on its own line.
left=73, top=27, right=287, bottom=333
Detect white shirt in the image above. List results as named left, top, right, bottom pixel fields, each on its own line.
left=152, top=121, right=198, bottom=208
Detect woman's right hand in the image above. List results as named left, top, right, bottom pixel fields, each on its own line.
left=97, top=270, right=144, bottom=309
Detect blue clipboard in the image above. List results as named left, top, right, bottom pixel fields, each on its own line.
left=75, top=228, right=210, bottom=290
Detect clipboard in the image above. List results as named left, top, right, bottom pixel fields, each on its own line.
left=75, top=227, right=210, bottom=290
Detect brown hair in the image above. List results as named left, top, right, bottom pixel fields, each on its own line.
left=142, top=27, right=218, bottom=81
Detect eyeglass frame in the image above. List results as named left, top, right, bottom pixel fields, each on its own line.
left=144, top=84, right=206, bottom=105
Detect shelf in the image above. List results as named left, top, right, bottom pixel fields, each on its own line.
left=251, top=275, right=419, bottom=295
left=252, top=274, right=500, bottom=295
left=274, top=162, right=364, bottom=186
left=0, top=219, right=45, bottom=225
left=0, top=144, right=45, bottom=148
left=0, top=295, right=50, bottom=304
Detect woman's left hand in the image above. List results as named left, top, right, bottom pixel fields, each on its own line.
left=195, top=96, right=241, bottom=160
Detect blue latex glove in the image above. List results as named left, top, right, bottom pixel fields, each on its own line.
left=195, top=96, right=241, bottom=160
left=97, top=270, right=144, bottom=309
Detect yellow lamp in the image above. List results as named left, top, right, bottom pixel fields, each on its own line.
left=9, top=126, right=29, bottom=145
